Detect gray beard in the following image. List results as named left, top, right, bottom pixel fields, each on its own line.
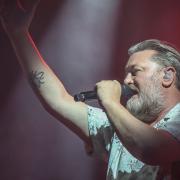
left=126, top=79, right=165, bottom=123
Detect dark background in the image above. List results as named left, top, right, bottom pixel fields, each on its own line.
left=0, top=0, right=180, bottom=179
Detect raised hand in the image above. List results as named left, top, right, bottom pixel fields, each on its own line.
left=0, top=0, right=40, bottom=34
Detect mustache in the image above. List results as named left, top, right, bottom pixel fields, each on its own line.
left=128, top=84, right=139, bottom=93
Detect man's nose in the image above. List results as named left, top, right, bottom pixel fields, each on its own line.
left=124, top=73, right=134, bottom=85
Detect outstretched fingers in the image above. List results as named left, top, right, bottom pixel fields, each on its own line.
left=0, top=0, right=40, bottom=33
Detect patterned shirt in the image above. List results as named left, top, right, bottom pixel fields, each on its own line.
left=88, top=103, right=180, bottom=180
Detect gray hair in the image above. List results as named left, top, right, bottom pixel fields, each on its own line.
left=128, top=39, right=180, bottom=90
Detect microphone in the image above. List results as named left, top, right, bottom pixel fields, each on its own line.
left=74, top=84, right=135, bottom=102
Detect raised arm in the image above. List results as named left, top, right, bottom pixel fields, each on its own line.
left=0, top=0, right=89, bottom=142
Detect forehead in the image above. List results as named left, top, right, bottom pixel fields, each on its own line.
left=125, top=50, right=158, bottom=70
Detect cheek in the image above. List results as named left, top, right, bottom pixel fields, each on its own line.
left=133, top=76, right=145, bottom=88
left=134, top=76, right=153, bottom=91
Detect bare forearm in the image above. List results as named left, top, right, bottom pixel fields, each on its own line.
left=8, top=30, right=70, bottom=109
left=0, top=0, right=89, bottom=142
left=103, top=101, right=152, bottom=149
left=102, top=100, right=179, bottom=164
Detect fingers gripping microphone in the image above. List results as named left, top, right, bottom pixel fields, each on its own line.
left=74, top=84, right=135, bottom=102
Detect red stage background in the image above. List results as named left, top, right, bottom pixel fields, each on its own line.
left=0, top=0, right=180, bottom=179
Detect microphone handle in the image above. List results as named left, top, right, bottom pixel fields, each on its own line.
left=74, top=91, right=97, bottom=102
left=74, top=85, right=134, bottom=102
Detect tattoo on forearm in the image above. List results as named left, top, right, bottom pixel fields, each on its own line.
left=29, top=70, right=45, bottom=89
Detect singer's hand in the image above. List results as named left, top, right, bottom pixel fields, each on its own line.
left=0, top=0, right=40, bottom=35
left=96, top=80, right=121, bottom=105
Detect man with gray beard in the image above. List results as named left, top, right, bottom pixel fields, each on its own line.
left=0, top=1, right=180, bottom=180
left=126, top=73, right=165, bottom=123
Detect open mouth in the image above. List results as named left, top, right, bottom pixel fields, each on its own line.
left=123, top=85, right=139, bottom=100
left=128, top=87, right=139, bottom=99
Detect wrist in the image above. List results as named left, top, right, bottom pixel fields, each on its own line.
left=101, top=98, right=121, bottom=109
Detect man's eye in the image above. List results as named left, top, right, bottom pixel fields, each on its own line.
left=132, top=69, right=140, bottom=76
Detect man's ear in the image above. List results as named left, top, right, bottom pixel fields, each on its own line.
left=162, top=67, right=176, bottom=87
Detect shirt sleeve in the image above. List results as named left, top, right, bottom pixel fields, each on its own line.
left=87, top=106, right=114, bottom=161
left=154, top=103, right=180, bottom=142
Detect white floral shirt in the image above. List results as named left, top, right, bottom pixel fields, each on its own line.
left=88, top=103, right=180, bottom=180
